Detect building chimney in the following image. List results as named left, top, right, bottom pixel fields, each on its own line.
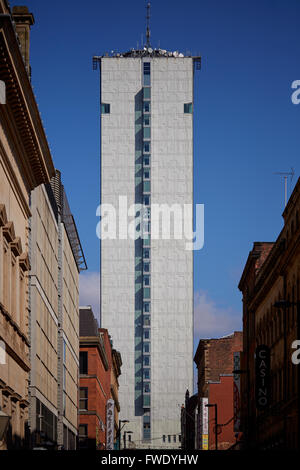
left=11, top=6, right=34, bottom=79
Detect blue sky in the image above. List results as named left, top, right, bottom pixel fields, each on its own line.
left=12, top=0, right=300, bottom=346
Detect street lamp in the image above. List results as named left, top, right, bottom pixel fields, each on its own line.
left=117, top=419, right=129, bottom=450
left=205, top=403, right=218, bottom=450
left=0, top=408, right=10, bottom=442
left=123, top=431, right=133, bottom=450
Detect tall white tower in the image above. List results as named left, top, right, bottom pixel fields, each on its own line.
left=97, top=47, right=200, bottom=449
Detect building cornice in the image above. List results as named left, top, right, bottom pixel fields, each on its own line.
left=0, top=14, right=55, bottom=189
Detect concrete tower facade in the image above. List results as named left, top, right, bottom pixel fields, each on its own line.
left=98, top=50, right=199, bottom=449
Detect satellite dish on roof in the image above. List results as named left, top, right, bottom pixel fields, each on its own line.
left=148, top=47, right=153, bottom=53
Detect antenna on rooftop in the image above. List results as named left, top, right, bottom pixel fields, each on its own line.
left=274, top=167, right=295, bottom=207
left=146, top=2, right=151, bottom=47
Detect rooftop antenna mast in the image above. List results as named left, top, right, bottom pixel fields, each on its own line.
left=146, top=2, right=151, bottom=47
left=274, top=167, right=295, bottom=207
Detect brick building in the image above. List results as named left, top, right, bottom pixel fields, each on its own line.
left=194, top=331, right=243, bottom=450
left=79, top=307, right=122, bottom=449
left=239, top=177, right=300, bottom=450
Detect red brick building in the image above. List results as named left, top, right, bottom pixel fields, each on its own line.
left=194, top=331, right=243, bottom=450
left=239, top=178, right=300, bottom=450
left=78, top=307, right=122, bottom=449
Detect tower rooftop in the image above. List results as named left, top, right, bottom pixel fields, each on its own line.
left=98, top=47, right=201, bottom=59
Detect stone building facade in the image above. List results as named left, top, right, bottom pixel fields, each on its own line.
left=29, top=171, right=86, bottom=449
left=239, top=177, right=300, bottom=450
left=0, top=1, right=55, bottom=449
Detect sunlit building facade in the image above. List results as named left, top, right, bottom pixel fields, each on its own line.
left=98, top=48, right=200, bottom=448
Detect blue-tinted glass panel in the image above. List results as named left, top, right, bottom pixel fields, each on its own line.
left=143, top=102, right=150, bottom=113
left=143, top=235, right=150, bottom=246
left=143, top=195, right=150, bottom=206
left=143, top=263, right=150, bottom=273
left=101, top=103, right=110, bottom=114
left=143, top=396, right=151, bottom=408
left=143, top=127, right=151, bottom=139
left=144, top=329, right=150, bottom=340
left=143, top=156, right=150, bottom=166
left=144, top=356, right=150, bottom=366
left=184, top=102, right=193, bottom=113
left=143, top=287, right=150, bottom=299
left=144, top=302, right=150, bottom=313
left=143, top=142, right=150, bottom=153
left=143, top=181, right=150, bottom=193
left=143, top=87, right=151, bottom=99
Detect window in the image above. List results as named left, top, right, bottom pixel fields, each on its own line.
left=143, top=248, right=150, bottom=259
left=143, top=62, right=151, bottom=86
left=144, top=302, right=150, bottom=313
left=184, top=102, right=193, bottom=113
left=144, top=170, right=150, bottom=180
left=143, top=343, right=150, bottom=353
left=143, top=127, right=151, bottom=139
left=63, top=340, right=66, bottom=364
left=144, top=369, right=151, bottom=380
left=143, top=87, right=151, bottom=99
left=144, top=286, right=150, bottom=299
left=80, top=351, right=88, bottom=374
left=143, top=156, right=150, bottom=166
left=143, top=422, right=151, bottom=438
left=163, top=435, right=166, bottom=443
left=144, top=329, right=150, bottom=340
left=101, top=103, right=110, bottom=114
left=63, top=392, right=66, bottom=417
left=144, top=263, right=150, bottom=273
left=143, top=102, right=151, bottom=113
left=173, top=435, right=176, bottom=443
left=63, top=366, right=66, bottom=390
left=144, top=356, right=150, bottom=366
left=143, top=115, right=150, bottom=126
left=144, top=383, right=151, bottom=393
left=144, top=315, right=150, bottom=326
left=143, top=181, right=151, bottom=194
left=79, top=388, right=88, bottom=411
left=168, top=435, right=171, bottom=443
left=143, top=141, right=150, bottom=153
left=79, top=424, right=88, bottom=449
left=144, top=275, right=150, bottom=286
left=143, top=235, right=150, bottom=246
left=143, top=395, right=151, bottom=407
left=179, top=434, right=181, bottom=442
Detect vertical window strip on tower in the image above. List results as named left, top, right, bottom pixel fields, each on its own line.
left=142, top=61, right=151, bottom=439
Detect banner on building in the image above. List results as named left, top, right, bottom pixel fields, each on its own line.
left=106, top=399, right=115, bottom=450
left=198, top=397, right=208, bottom=450
left=233, top=351, right=241, bottom=432
left=255, top=345, right=270, bottom=410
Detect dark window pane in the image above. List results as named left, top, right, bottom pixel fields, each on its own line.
left=80, top=351, right=88, bottom=374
